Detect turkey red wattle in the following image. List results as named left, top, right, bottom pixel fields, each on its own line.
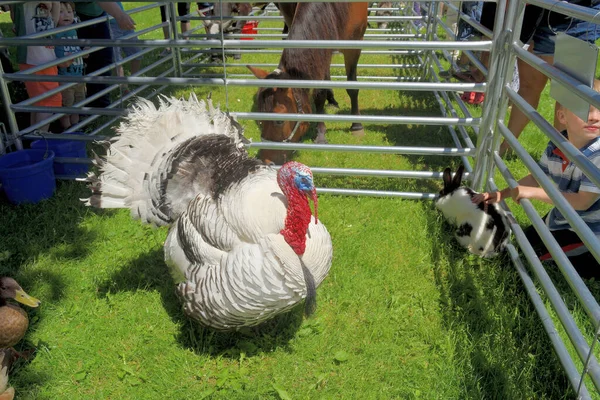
left=277, top=162, right=318, bottom=256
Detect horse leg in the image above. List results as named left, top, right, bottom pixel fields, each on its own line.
left=324, top=70, right=339, bottom=108
left=343, top=49, right=364, bottom=137
left=313, top=89, right=328, bottom=144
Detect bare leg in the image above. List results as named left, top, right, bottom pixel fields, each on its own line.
left=500, top=48, right=553, bottom=156
left=162, top=26, right=171, bottom=52
left=31, top=112, right=52, bottom=132
left=59, top=114, right=71, bottom=130
left=130, top=59, right=141, bottom=76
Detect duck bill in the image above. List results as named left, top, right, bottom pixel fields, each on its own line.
left=15, top=288, right=41, bottom=308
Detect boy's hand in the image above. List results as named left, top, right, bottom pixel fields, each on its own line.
left=472, top=192, right=500, bottom=205
left=58, top=60, right=73, bottom=68
left=116, top=12, right=136, bottom=31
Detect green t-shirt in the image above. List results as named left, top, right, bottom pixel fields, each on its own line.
left=74, top=2, right=103, bottom=17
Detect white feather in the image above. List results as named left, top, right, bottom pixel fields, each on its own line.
left=86, top=95, right=333, bottom=330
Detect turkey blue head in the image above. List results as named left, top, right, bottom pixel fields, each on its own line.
left=277, top=161, right=318, bottom=255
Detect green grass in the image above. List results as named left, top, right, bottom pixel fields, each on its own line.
left=0, top=3, right=598, bottom=399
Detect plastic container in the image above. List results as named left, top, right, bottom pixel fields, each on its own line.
left=30, top=132, right=88, bottom=176
left=0, top=149, right=56, bottom=204
left=241, top=21, right=258, bottom=40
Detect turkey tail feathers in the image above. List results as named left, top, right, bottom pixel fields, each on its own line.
left=83, top=95, right=248, bottom=226
left=301, top=260, right=317, bottom=317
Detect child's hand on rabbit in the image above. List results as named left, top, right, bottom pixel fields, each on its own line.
left=472, top=191, right=501, bottom=205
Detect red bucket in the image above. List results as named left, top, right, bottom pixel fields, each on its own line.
left=241, top=21, right=258, bottom=40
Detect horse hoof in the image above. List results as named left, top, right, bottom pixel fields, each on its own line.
left=351, top=129, right=365, bottom=138
left=327, top=101, right=339, bottom=109
left=314, top=137, right=328, bottom=144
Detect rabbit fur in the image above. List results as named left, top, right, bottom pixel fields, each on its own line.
left=435, top=165, right=511, bottom=258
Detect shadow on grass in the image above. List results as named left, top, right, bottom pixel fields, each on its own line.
left=96, top=248, right=303, bottom=359
left=422, top=201, right=573, bottom=398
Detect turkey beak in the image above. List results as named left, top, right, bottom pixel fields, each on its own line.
left=14, top=288, right=41, bottom=308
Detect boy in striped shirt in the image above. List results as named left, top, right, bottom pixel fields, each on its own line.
left=474, top=79, right=600, bottom=278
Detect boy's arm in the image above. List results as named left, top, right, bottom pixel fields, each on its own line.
left=49, top=2, right=60, bottom=26
left=476, top=174, right=600, bottom=210
left=98, top=3, right=135, bottom=30
left=473, top=174, right=539, bottom=204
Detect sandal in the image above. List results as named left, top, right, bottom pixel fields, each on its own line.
left=460, top=91, right=477, bottom=103
left=473, top=92, right=485, bottom=105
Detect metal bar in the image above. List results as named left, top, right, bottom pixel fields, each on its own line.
left=498, top=122, right=600, bottom=323
left=246, top=141, right=475, bottom=155
left=496, top=159, right=600, bottom=392
left=511, top=44, right=600, bottom=111
left=505, top=244, right=593, bottom=399
left=318, top=188, right=438, bottom=199
left=506, top=86, right=600, bottom=190
left=0, top=38, right=494, bottom=51
left=3, top=74, right=486, bottom=92
left=310, top=167, right=466, bottom=179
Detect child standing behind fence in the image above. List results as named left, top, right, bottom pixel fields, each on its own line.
left=108, top=2, right=141, bottom=93
left=473, top=79, right=600, bottom=279
left=12, top=2, right=62, bottom=132
left=54, top=2, right=85, bottom=130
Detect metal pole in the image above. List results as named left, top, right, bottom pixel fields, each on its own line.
left=167, top=2, right=183, bottom=77
left=471, top=0, right=518, bottom=190
left=0, top=58, right=22, bottom=150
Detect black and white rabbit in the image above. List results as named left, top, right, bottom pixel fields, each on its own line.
left=435, top=165, right=511, bottom=258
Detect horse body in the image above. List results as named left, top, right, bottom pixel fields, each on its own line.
left=249, top=2, right=368, bottom=165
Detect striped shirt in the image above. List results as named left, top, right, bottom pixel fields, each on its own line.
left=539, top=131, right=600, bottom=234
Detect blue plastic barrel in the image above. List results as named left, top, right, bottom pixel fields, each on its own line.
left=0, top=149, right=56, bottom=204
left=30, top=132, right=88, bottom=176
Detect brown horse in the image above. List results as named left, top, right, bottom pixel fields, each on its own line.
left=248, top=2, right=369, bottom=165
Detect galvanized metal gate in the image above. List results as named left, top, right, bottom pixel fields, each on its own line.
left=1, top=1, right=600, bottom=397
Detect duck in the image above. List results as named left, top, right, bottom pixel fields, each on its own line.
left=0, top=277, right=41, bottom=400
left=0, top=277, right=40, bottom=349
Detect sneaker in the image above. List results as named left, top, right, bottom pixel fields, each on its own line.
left=160, top=48, right=172, bottom=57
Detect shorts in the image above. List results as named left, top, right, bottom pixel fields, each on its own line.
left=524, top=217, right=600, bottom=279
left=529, top=3, right=600, bottom=55
left=61, top=82, right=86, bottom=107
left=18, top=64, right=62, bottom=107
left=160, top=3, right=191, bottom=23
left=481, top=2, right=600, bottom=56
left=109, top=21, right=142, bottom=63
left=480, top=3, right=544, bottom=43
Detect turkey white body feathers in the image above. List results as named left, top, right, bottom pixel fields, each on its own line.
left=85, top=95, right=333, bottom=330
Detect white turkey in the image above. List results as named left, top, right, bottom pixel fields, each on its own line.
left=84, top=95, right=333, bottom=330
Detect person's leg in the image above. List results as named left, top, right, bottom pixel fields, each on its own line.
left=70, top=83, right=85, bottom=126
left=499, top=47, right=553, bottom=156
left=31, top=112, right=52, bottom=132
left=76, top=14, right=112, bottom=109
left=179, top=2, right=191, bottom=36
left=524, top=222, right=597, bottom=278
left=160, top=5, right=169, bottom=39
left=60, top=87, right=74, bottom=129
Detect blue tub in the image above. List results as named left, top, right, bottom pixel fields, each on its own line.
left=0, top=149, right=56, bottom=204
left=30, top=132, right=88, bottom=176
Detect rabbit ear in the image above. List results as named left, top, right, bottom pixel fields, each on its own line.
left=442, top=168, right=453, bottom=188
left=452, top=165, right=464, bottom=187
